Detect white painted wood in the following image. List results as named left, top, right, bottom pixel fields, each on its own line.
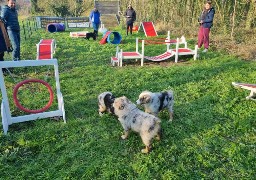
left=0, top=59, right=66, bottom=134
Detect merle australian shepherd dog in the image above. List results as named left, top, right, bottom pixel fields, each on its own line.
left=98, top=92, right=116, bottom=116
left=136, top=90, right=174, bottom=122
left=85, top=32, right=96, bottom=40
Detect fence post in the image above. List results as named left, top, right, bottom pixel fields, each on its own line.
left=33, top=17, right=38, bottom=31
left=22, top=20, right=26, bottom=40
left=26, top=20, right=30, bottom=38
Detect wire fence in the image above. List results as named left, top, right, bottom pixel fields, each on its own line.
left=20, top=17, right=39, bottom=41
left=20, top=16, right=90, bottom=41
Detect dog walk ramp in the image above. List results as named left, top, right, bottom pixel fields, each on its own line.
left=144, top=51, right=174, bottom=61
left=100, top=14, right=119, bottom=27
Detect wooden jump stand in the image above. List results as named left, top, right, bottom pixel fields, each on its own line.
left=0, top=59, right=66, bottom=135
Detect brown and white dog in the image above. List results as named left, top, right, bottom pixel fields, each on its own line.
left=113, top=96, right=161, bottom=153
left=98, top=92, right=115, bottom=116
left=136, top=90, right=174, bottom=121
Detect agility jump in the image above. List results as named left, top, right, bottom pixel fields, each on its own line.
left=0, top=59, right=66, bottom=134
left=70, top=31, right=88, bottom=38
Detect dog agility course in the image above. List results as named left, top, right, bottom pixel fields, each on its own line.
left=0, top=8, right=255, bottom=179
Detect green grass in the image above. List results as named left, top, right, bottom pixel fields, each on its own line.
left=0, top=26, right=255, bottom=179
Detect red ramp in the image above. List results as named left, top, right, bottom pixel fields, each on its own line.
left=139, top=22, right=158, bottom=37
left=99, top=31, right=111, bottom=44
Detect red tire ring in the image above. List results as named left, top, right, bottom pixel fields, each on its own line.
left=13, top=79, right=54, bottom=113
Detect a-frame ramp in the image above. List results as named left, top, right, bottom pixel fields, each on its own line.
left=138, top=22, right=158, bottom=37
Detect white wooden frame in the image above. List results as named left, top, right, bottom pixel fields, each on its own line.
left=36, top=39, right=56, bottom=60
left=0, top=59, right=66, bottom=135
left=169, top=38, right=198, bottom=63
left=165, top=31, right=187, bottom=51
left=119, top=38, right=145, bottom=67
left=70, top=31, right=88, bottom=38
left=111, top=46, right=120, bottom=66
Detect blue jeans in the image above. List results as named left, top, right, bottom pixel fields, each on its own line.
left=92, top=23, right=100, bottom=35
left=8, top=29, right=20, bottom=61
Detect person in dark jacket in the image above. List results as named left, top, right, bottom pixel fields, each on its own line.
left=1, top=0, right=20, bottom=61
left=125, top=4, right=136, bottom=36
left=89, top=7, right=101, bottom=37
left=197, top=1, right=215, bottom=53
left=0, top=17, right=12, bottom=72
left=0, top=19, right=7, bottom=62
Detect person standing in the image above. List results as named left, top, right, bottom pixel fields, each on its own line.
left=1, top=0, right=20, bottom=61
left=125, top=4, right=136, bottom=36
left=0, top=19, right=7, bottom=62
left=197, top=1, right=215, bottom=53
left=0, top=17, right=13, bottom=72
left=89, top=7, right=101, bottom=37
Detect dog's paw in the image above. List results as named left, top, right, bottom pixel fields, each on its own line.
left=141, top=146, right=151, bottom=153
left=155, top=135, right=161, bottom=141
left=246, top=96, right=256, bottom=101
left=141, top=148, right=149, bottom=154
left=99, top=112, right=103, bottom=117
left=121, top=135, right=127, bottom=139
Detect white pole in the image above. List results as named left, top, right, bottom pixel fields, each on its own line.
left=175, top=38, right=179, bottom=63
left=136, top=38, right=138, bottom=53
left=141, top=40, right=144, bottom=66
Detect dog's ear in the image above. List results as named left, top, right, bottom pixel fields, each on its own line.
left=118, top=98, right=126, bottom=110
left=119, top=104, right=125, bottom=110
left=144, top=95, right=151, bottom=103
left=110, top=98, right=115, bottom=103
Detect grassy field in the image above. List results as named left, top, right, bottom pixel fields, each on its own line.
left=0, top=26, right=255, bottom=179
